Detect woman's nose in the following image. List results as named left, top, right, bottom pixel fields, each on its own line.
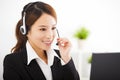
left=46, top=30, right=54, bottom=39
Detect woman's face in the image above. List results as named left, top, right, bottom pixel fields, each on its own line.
left=27, top=13, right=57, bottom=50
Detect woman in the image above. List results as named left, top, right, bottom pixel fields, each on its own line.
left=3, top=1, right=80, bottom=80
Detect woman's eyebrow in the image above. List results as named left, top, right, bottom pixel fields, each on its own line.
left=39, top=24, right=56, bottom=27
left=39, top=25, right=47, bottom=27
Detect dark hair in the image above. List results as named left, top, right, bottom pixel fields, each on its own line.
left=11, top=1, right=57, bottom=53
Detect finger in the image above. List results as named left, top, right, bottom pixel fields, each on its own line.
left=57, top=38, right=70, bottom=47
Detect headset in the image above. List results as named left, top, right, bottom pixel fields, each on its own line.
left=56, top=29, right=60, bottom=45
left=20, top=3, right=33, bottom=35
left=20, top=12, right=27, bottom=35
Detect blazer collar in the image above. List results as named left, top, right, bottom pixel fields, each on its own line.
left=20, top=47, right=62, bottom=80
left=20, top=47, right=46, bottom=80
left=25, top=59, right=46, bottom=80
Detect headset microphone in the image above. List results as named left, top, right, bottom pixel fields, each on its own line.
left=20, top=12, right=27, bottom=35
left=56, top=29, right=60, bottom=45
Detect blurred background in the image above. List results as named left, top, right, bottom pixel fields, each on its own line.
left=0, top=0, right=120, bottom=80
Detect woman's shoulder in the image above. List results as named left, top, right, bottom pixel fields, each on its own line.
left=3, top=52, right=23, bottom=66
left=4, top=47, right=27, bottom=63
left=4, top=52, right=20, bottom=59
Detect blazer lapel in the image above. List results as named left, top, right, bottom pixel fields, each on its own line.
left=51, top=56, right=63, bottom=80
left=25, top=59, right=46, bottom=80
left=21, top=47, right=46, bottom=80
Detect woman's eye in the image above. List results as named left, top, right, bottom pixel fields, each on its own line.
left=52, top=27, right=56, bottom=30
left=40, top=28, right=46, bottom=31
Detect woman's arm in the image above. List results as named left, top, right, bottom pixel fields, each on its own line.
left=57, top=38, right=72, bottom=63
left=57, top=38, right=80, bottom=80
left=62, top=58, right=80, bottom=80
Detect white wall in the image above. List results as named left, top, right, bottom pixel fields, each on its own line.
left=1, top=0, right=120, bottom=79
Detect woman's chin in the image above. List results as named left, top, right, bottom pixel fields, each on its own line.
left=43, top=46, right=51, bottom=50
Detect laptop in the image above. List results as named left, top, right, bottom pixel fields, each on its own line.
left=90, top=52, right=120, bottom=80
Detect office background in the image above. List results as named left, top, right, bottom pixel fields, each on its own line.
left=0, top=0, right=120, bottom=80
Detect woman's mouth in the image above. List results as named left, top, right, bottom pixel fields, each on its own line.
left=43, top=41, right=52, bottom=45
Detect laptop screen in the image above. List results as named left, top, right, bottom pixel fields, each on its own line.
left=90, top=52, right=120, bottom=80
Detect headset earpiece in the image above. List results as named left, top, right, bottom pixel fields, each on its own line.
left=20, top=3, right=35, bottom=35
left=20, top=12, right=27, bottom=35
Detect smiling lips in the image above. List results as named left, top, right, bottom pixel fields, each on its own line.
left=43, top=41, right=52, bottom=45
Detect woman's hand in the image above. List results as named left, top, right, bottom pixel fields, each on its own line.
left=57, top=38, right=72, bottom=63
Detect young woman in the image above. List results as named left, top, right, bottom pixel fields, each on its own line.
left=3, top=1, right=80, bottom=80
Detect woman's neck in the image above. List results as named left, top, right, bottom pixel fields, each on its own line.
left=36, top=49, right=48, bottom=64
left=29, top=41, right=48, bottom=64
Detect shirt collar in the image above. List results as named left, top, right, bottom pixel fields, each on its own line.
left=26, top=41, right=39, bottom=65
left=26, top=41, right=60, bottom=66
left=46, top=49, right=60, bottom=66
